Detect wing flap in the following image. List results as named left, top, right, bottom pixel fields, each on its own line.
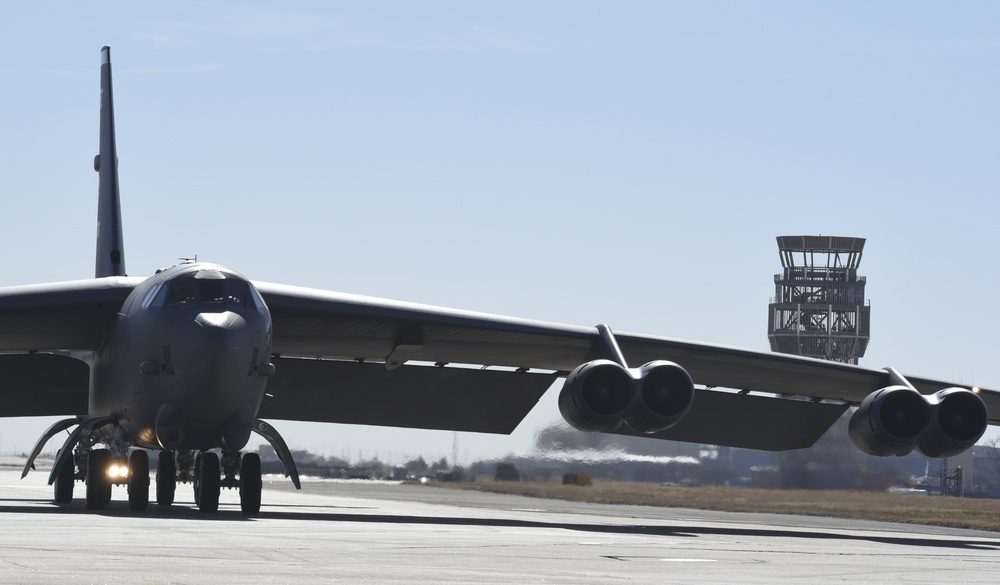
left=0, top=353, right=89, bottom=417
left=613, top=389, right=849, bottom=451
left=259, top=357, right=557, bottom=434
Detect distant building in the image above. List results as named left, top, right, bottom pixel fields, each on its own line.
left=971, top=444, right=1000, bottom=496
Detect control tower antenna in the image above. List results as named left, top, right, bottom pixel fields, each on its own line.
left=767, top=235, right=870, bottom=364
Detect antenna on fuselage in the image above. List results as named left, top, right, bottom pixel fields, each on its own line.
left=94, top=45, right=126, bottom=278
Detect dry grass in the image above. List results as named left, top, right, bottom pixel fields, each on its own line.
left=428, top=480, right=1000, bottom=532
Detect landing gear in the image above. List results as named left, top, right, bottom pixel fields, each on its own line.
left=53, top=450, right=75, bottom=504
left=194, top=451, right=220, bottom=513
left=239, top=453, right=262, bottom=515
left=86, top=449, right=111, bottom=511
left=27, top=418, right=300, bottom=513
left=156, top=450, right=176, bottom=506
left=221, top=449, right=263, bottom=515
left=128, top=450, right=150, bottom=511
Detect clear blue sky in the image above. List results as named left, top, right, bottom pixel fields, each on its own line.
left=1, top=3, right=998, bottom=464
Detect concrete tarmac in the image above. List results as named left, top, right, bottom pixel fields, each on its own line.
left=0, top=469, right=998, bottom=584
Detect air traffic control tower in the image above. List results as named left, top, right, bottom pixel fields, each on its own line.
left=767, top=235, right=870, bottom=364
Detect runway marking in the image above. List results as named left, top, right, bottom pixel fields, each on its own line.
left=604, top=556, right=720, bottom=563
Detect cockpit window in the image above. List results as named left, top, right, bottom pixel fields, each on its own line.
left=141, top=283, right=164, bottom=309
left=163, top=276, right=251, bottom=309
left=167, top=279, right=198, bottom=305
left=223, top=281, right=248, bottom=306
left=249, top=285, right=267, bottom=310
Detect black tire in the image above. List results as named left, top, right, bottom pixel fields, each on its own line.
left=240, top=453, right=262, bottom=515
left=156, top=451, right=176, bottom=506
left=53, top=450, right=75, bottom=504
left=86, top=449, right=110, bottom=511
left=193, top=452, right=202, bottom=507
left=196, top=452, right=220, bottom=513
left=128, top=450, right=150, bottom=511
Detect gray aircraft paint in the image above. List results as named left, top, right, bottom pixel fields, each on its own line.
left=0, top=47, right=995, bottom=513
left=94, top=45, right=125, bottom=279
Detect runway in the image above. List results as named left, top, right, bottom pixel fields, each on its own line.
left=0, top=469, right=998, bottom=584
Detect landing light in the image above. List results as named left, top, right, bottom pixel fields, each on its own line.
left=108, top=464, right=129, bottom=479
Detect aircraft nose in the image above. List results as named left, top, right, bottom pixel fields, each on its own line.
left=188, top=311, right=250, bottom=372
left=170, top=310, right=257, bottom=425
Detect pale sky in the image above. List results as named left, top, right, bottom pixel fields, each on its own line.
left=1, top=3, right=998, bottom=465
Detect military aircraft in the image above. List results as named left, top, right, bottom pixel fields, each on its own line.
left=2, top=47, right=997, bottom=514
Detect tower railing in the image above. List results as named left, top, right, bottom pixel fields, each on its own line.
left=767, top=235, right=871, bottom=364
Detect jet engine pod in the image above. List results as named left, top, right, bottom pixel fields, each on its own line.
left=558, top=360, right=635, bottom=433
left=916, top=388, right=988, bottom=458
left=848, top=386, right=931, bottom=457
left=624, top=360, right=695, bottom=434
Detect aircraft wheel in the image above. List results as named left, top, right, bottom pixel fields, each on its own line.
left=53, top=450, right=75, bottom=504
left=156, top=450, right=176, bottom=506
left=240, top=453, right=262, bottom=515
left=193, top=452, right=202, bottom=507
left=86, top=449, right=110, bottom=511
left=196, top=452, right=220, bottom=513
left=128, top=450, right=150, bottom=511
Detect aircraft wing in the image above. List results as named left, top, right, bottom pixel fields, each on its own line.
left=0, top=277, right=141, bottom=351
left=254, top=281, right=584, bottom=435
left=0, top=277, right=142, bottom=417
left=255, top=282, right=1000, bottom=448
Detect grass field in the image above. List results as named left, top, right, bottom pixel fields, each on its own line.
left=429, top=480, right=1000, bottom=532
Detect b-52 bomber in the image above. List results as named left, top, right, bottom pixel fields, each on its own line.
left=2, top=47, right=997, bottom=514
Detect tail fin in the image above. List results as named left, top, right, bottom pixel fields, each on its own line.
left=94, top=45, right=126, bottom=278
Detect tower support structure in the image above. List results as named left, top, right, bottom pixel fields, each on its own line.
left=767, top=236, right=870, bottom=364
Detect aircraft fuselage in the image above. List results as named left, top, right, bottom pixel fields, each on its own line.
left=90, top=262, right=273, bottom=452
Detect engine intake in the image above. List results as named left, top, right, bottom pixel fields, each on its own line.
left=558, top=360, right=634, bottom=433
left=917, top=388, right=989, bottom=458
left=849, top=386, right=930, bottom=456
left=849, top=386, right=987, bottom=458
left=558, top=360, right=695, bottom=435
left=626, top=360, right=695, bottom=433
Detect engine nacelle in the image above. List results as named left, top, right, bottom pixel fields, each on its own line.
left=558, top=360, right=695, bottom=435
left=849, top=386, right=931, bottom=457
left=849, top=386, right=988, bottom=458
left=916, top=388, right=988, bottom=458
left=558, top=360, right=634, bottom=433
left=624, top=360, right=695, bottom=434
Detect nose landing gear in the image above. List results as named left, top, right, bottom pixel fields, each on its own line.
left=156, top=450, right=176, bottom=505
left=193, top=451, right=221, bottom=513
left=239, top=452, right=262, bottom=515
left=160, top=448, right=262, bottom=514
left=221, top=449, right=262, bottom=514
left=85, top=449, right=111, bottom=511
left=81, top=425, right=149, bottom=512
left=127, top=450, right=150, bottom=511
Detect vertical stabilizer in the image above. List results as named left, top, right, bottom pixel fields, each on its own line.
left=94, top=45, right=126, bottom=278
